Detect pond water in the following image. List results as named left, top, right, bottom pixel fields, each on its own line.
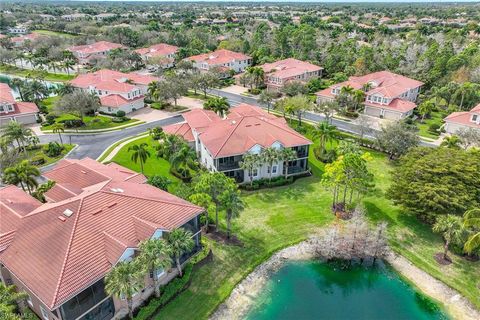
left=0, top=73, right=59, bottom=99
left=246, top=260, right=448, bottom=320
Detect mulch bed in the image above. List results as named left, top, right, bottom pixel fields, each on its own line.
left=204, top=226, right=243, bottom=247
left=434, top=253, right=452, bottom=265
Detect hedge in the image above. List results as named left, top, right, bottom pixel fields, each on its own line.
left=241, top=176, right=294, bottom=191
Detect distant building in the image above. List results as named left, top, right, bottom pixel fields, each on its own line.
left=0, top=159, right=203, bottom=320
left=10, top=33, right=42, bottom=47
left=134, top=43, right=179, bottom=70
left=316, top=71, right=424, bottom=120
left=61, top=13, right=89, bottom=21
left=163, top=104, right=312, bottom=183
left=444, top=104, right=480, bottom=134
left=7, top=25, right=28, bottom=34
left=67, top=41, right=125, bottom=65
left=0, top=83, right=39, bottom=126
left=185, top=49, right=252, bottom=75
left=70, top=69, right=158, bottom=114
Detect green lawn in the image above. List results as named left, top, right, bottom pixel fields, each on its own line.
left=109, top=136, right=181, bottom=192
left=0, top=64, right=74, bottom=82
left=112, top=125, right=479, bottom=319
left=26, top=143, right=74, bottom=167
left=151, top=102, right=188, bottom=112
left=416, top=110, right=447, bottom=139
left=41, top=115, right=140, bottom=131
left=32, top=29, right=76, bottom=38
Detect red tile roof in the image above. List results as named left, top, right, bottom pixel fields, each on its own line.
left=0, top=159, right=203, bottom=310
left=10, top=33, right=42, bottom=44
left=163, top=122, right=195, bottom=142
left=0, top=83, right=15, bottom=103
left=135, top=43, right=178, bottom=58
left=187, top=49, right=251, bottom=66
left=67, top=41, right=125, bottom=55
left=365, top=98, right=417, bottom=113
left=261, top=58, right=322, bottom=80
left=167, top=104, right=312, bottom=158
left=100, top=94, right=143, bottom=108
left=70, top=69, right=158, bottom=91
left=444, top=104, right=480, bottom=129
left=0, top=83, right=39, bottom=116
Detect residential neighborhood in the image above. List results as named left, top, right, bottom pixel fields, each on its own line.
left=0, top=1, right=479, bottom=320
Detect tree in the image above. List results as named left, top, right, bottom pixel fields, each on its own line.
left=165, top=228, right=194, bottom=277
left=463, top=209, right=480, bottom=254
left=156, top=134, right=186, bottom=159
left=2, top=121, right=29, bottom=152
left=281, top=95, right=313, bottom=126
left=147, top=175, right=171, bottom=191
left=456, top=128, right=480, bottom=149
left=105, top=261, right=144, bottom=319
left=260, top=147, right=280, bottom=181
left=245, top=66, right=264, bottom=89
left=240, top=152, right=260, bottom=186
left=388, top=147, right=480, bottom=222
left=169, top=145, right=197, bottom=179
left=189, top=193, right=213, bottom=232
left=31, top=180, right=55, bottom=203
left=54, top=91, right=100, bottom=121
left=198, top=72, right=220, bottom=98
left=375, top=122, right=419, bottom=160
left=440, top=135, right=461, bottom=149
left=51, top=123, right=65, bottom=145
left=3, top=160, right=40, bottom=194
left=314, top=100, right=339, bottom=124
left=259, top=90, right=276, bottom=113
left=433, top=215, right=464, bottom=261
left=155, top=74, right=188, bottom=107
left=417, top=100, right=435, bottom=123
left=279, top=148, right=296, bottom=178
left=0, top=283, right=27, bottom=320
left=137, top=239, right=171, bottom=298
left=220, top=188, right=245, bottom=239
left=193, top=172, right=234, bottom=231
left=355, top=114, right=373, bottom=140
left=281, top=81, right=307, bottom=97
left=203, top=97, right=229, bottom=117
left=55, top=83, right=74, bottom=96
left=128, top=143, right=151, bottom=174
left=22, top=79, right=48, bottom=103
left=316, top=121, right=337, bottom=156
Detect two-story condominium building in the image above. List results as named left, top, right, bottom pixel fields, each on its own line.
left=67, top=41, right=125, bottom=65
left=8, top=25, right=28, bottom=34
left=316, top=71, right=424, bottom=120
left=70, top=69, right=158, bottom=114
left=0, top=158, right=203, bottom=320
left=444, top=103, right=480, bottom=134
left=0, top=83, right=39, bottom=126
left=257, top=58, right=323, bottom=90
left=185, top=49, right=252, bottom=75
left=134, top=43, right=179, bottom=70
left=10, top=33, right=42, bottom=47
left=163, top=104, right=312, bottom=183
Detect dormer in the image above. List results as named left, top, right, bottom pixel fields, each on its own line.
left=0, top=102, right=15, bottom=113
left=471, top=112, right=479, bottom=124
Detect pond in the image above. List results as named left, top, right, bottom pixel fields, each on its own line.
left=0, top=73, right=59, bottom=99
left=246, top=260, right=448, bottom=320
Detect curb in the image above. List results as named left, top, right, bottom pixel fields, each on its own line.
left=97, top=133, right=149, bottom=163
left=41, top=121, right=146, bottom=134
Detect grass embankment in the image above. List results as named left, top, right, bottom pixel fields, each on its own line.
left=32, top=29, right=77, bottom=38
left=111, top=124, right=479, bottom=319
left=0, top=64, right=74, bottom=82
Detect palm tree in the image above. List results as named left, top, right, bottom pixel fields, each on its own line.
left=3, top=160, right=40, bottom=194
left=352, top=90, right=365, bottom=112
left=147, top=81, right=159, bottom=101
left=259, top=90, right=276, bottom=113
left=432, top=215, right=464, bottom=261
left=2, top=121, right=28, bottom=152
left=260, top=147, right=280, bottom=182
left=417, top=100, right=435, bottom=122
left=246, top=66, right=265, bottom=89
left=440, top=135, right=461, bottom=149
left=51, top=123, right=65, bottom=145
left=165, top=228, right=194, bottom=277
left=463, top=209, right=480, bottom=254
left=105, top=261, right=144, bottom=319
left=55, top=83, right=74, bottom=96
left=340, top=85, right=355, bottom=95
left=128, top=143, right=151, bottom=174
left=220, top=189, right=245, bottom=239
left=280, top=148, right=297, bottom=178
left=0, top=282, right=27, bottom=319
left=203, top=97, right=230, bottom=117
left=239, top=152, right=260, bottom=186
left=316, top=121, right=337, bottom=155
left=137, top=239, right=171, bottom=298
left=156, top=134, right=184, bottom=159
left=169, top=145, right=197, bottom=179
left=10, top=78, right=25, bottom=101
left=62, top=59, right=75, bottom=75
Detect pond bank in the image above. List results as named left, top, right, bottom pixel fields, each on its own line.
left=210, top=236, right=479, bottom=320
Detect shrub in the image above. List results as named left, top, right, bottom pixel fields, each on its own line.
left=29, top=155, right=45, bottom=165
left=62, top=119, right=84, bottom=128
left=248, top=88, right=261, bottom=95
left=242, top=176, right=294, bottom=190
left=45, top=114, right=56, bottom=125
left=147, top=175, right=172, bottom=191
left=112, top=117, right=125, bottom=123
left=43, top=142, right=64, bottom=157
left=38, top=104, right=48, bottom=114
left=314, top=147, right=337, bottom=163
left=428, top=123, right=441, bottom=133
left=116, top=110, right=126, bottom=118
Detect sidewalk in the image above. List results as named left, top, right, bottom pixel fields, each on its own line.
left=98, top=134, right=149, bottom=163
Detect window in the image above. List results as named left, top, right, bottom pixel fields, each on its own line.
left=26, top=295, right=33, bottom=307
left=40, top=306, right=49, bottom=320
left=0, top=105, right=4, bottom=112
left=252, top=169, right=258, bottom=177
left=272, top=165, right=278, bottom=174
left=8, top=105, right=14, bottom=111
left=473, top=114, right=478, bottom=122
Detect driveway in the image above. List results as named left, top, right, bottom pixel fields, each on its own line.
left=177, top=96, right=204, bottom=109
left=129, top=107, right=173, bottom=122
left=219, top=85, right=249, bottom=95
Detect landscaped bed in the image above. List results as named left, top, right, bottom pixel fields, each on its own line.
left=41, top=115, right=140, bottom=131
left=108, top=123, right=479, bottom=319
left=26, top=143, right=74, bottom=167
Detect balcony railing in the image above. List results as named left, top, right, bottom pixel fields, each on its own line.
left=218, top=162, right=241, bottom=171
left=287, top=166, right=307, bottom=175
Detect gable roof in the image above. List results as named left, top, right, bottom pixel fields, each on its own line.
left=67, top=41, right=125, bottom=55
left=187, top=49, right=251, bottom=66
left=0, top=159, right=203, bottom=310
left=70, top=69, right=158, bottom=91
left=261, top=58, right=323, bottom=80
left=444, top=104, right=480, bottom=129
left=0, top=83, right=39, bottom=115
left=135, top=43, right=178, bottom=58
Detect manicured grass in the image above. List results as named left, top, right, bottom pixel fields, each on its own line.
left=416, top=110, right=446, bottom=139
left=41, top=115, right=140, bottom=131
left=26, top=143, right=74, bottom=167
left=32, top=29, right=76, bottom=38
left=0, top=64, right=74, bottom=82
left=151, top=102, right=188, bottom=112
left=109, top=136, right=181, bottom=192
left=127, top=123, right=478, bottom=319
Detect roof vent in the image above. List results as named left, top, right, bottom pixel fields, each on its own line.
left=110, top=188, right=124, bottom=193
left=92, top=209, right=103, bottom=215
left=231, top=120, right=236, bottom=125
left=81, top=170, right=88, bottom=174
left=107, top=202, right=117, bottom=208
left=58, top=216, right=66, bottom=222
left=63, top=209, right=74, bottom=217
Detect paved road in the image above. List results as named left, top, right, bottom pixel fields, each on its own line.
left=39, top=115, right=183, bottom=163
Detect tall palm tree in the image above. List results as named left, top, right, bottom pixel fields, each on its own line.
left=105, top=261, right=144, bottom=319
left=203, top=97, right=230, bottom=117
left=55, top=83, right=74, bottom=96
left=280, top=148, right=297, bottom=178
left=220, top=189, right=245, bottom=239
left=62, top=59, right=75, bottom=75
left=432, top=215, right=464, bottom=261
left=165, top=229, right=194, bottom=277
left=169, top=145, right=197, bottom=178
left=316, top=121, right=337, bottom=155
left=147, top=81, right=159, bottom=101
left=137, top=239, right=171, bottom=298
left=3, top=160, right=40, bottom=194
left=260, top=147, right=280, bottom=182
left=51, top=123, right=65, bottom=145
left=10, top=78, right=25, bottom=101
left=463, top=209, right=480, bottom=254
left=128, top=143, right=151, bottom=174
left=2, top=121, right=28, bottom=151
left=156, top=134, right=184, bottom=159
left=352, top=90, right=365, bottom=112
left=239, top=152, right=260, bottom=186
